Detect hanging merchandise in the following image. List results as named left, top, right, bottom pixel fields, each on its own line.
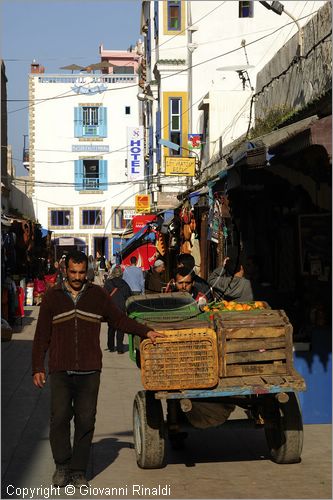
left=180, top=206, right=191, bottom=224
left=25, top=282, right=34, bottom=306
left=181, top=240, right=192, bottom=254
left=155, top=233, right=166, bottom=256
left=211, top=196, right=222, bottom=243
left=191, top=234, right=201, bottom=274
left=189, top=217, right=196, bottom=233
left=183, top=224, right=192, bottom=241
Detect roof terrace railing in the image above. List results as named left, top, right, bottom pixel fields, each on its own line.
left=37, top=74, right=137, bottom=84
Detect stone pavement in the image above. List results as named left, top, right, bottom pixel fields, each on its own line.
left=1, top=306, right=332, bottom=499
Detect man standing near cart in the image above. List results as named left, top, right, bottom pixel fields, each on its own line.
left=122, top=255, right=145, bottom=295
left=32, top=250, right=163, bottom=489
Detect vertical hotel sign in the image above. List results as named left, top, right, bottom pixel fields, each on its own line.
left=127, top=126, right=144, bottom=181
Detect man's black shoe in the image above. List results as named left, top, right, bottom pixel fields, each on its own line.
left=52, top=466, right=70, bottom=487
left=71, top=471, right=89, bottom=488
left=117, top=348, right=124, bottom=354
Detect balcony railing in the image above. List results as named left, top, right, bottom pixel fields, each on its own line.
left=82, top=177, right=99, bottom=190
left=37, top=74, right=138, bottom=84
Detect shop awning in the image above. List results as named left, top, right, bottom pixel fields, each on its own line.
left=1, top=217, right=12, bottom=227
left=119, top=225, right=156, bottom=259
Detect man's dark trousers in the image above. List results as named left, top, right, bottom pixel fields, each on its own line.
left=50, top=371, right=100, bottom=472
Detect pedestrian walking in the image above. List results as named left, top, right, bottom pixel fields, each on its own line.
left=56, top=254, right=67, bottom=285
left=32, top=250, right=163, bottom=488
left=122, top=256, right=145, bottom=295
left=103, top=265, right=132, bottom=353
left=145, top=259, right=166, bottom=293
left=94, top=250, right=106, bottom=286
left=86, top=255, right=96, bottom=283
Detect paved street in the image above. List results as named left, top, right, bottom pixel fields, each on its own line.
left=2, top=306, right=332, bottom=499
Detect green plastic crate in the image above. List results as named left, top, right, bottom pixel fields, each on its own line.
left=127, top=292, right=202, bottom=362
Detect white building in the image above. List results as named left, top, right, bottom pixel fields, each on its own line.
left=139, top=0, right=326, bottom=205
left=28, top=54, right=145, bottom=260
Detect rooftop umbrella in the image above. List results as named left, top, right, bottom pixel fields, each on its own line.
left=85, top=61, right=115, bottom=72
left=59, top=64, right=85, bottom=73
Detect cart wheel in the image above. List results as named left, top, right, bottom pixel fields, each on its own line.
left=264, top=392, right=303, bottom=464
left=133, top=391, right=165, bottom=468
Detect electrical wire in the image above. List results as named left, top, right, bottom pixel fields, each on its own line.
left=150, top=1, right=226, bottom=52
left=3, top=90, right=208, bottom=166
left=4, top=11, right=321, bottom=114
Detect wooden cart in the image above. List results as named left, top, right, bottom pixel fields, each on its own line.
left=128, top=294, right=306, bottom=469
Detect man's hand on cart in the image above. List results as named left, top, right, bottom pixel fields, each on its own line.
left=146, top=330, right=166, bottom=345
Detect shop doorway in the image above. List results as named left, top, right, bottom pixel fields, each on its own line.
left=93, top=237, right=108, bottom=259
left=53, top=237, right=88, bottom=261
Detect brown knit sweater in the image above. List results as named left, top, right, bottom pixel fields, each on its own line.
left=32, top=282, right=151, bottom=374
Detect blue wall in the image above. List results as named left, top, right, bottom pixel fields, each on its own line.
left=294, top=329, right=332, bottom=424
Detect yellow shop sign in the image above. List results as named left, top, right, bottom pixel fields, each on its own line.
left=165, top=157, right=196, bottom=176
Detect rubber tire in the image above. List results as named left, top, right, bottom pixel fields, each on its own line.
left=264, top=392, right=303, bottom=464
left=133, top=391, right=165, bottom=468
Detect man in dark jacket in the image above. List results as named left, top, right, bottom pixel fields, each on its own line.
left=104, top=265, right=132, bottom=353
left=32, top=250, right=162, bottom=489
left=208, top=256, right=253, bottom=302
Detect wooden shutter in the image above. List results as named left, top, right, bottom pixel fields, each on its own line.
left=99, top=160, right=107, bottom=190
left=98, top=107, right=107, bottom=137
left=74, top=107, right=83, bottom=137
left=74, top=160, right=83, bottom=191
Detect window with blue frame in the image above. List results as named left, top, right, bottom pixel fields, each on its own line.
left=169, top=97, right=182, bottom=155
left=239, top=1, right=254, bottom=18
left=82, top=209, right=102, bottom=226
left=167, top=1, right=181, bottom=30
left=51, top=210, right=71, bottom=226
left=74, top=105, right=107, bottom=138
left=74, top=159, right=107, bottom=191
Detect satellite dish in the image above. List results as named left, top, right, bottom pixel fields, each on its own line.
left=216, top=64, right=254, bottom=71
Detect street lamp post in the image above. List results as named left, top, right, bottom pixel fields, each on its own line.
left=259, top=1, right=303, bottom=57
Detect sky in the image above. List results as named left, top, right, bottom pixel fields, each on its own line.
left=1, top=0, right=142, bottom=176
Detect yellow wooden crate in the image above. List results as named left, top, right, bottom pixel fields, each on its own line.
left=214, top=309, right=293, bottom=377
left=140, top=328, right=218, bottom=391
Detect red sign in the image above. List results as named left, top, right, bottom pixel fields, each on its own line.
left=132, top=215, right=156, bottom=233
left=121, top=243, right=157, bottom=271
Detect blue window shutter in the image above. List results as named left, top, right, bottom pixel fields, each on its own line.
left=74, top=107, right=83, bottom=137
left=155, top=109, right=161, bottom=164
left=99, top=160, right=107, bottom=190
left=148, top=125, right=154, bottom=176
left=154, top=1, right=159, bottom=39
left=147, top=21, right=151, bottom=66
left=98, top=107, right=107, bottom=137
left=74, top=160, right=83, bottom=191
